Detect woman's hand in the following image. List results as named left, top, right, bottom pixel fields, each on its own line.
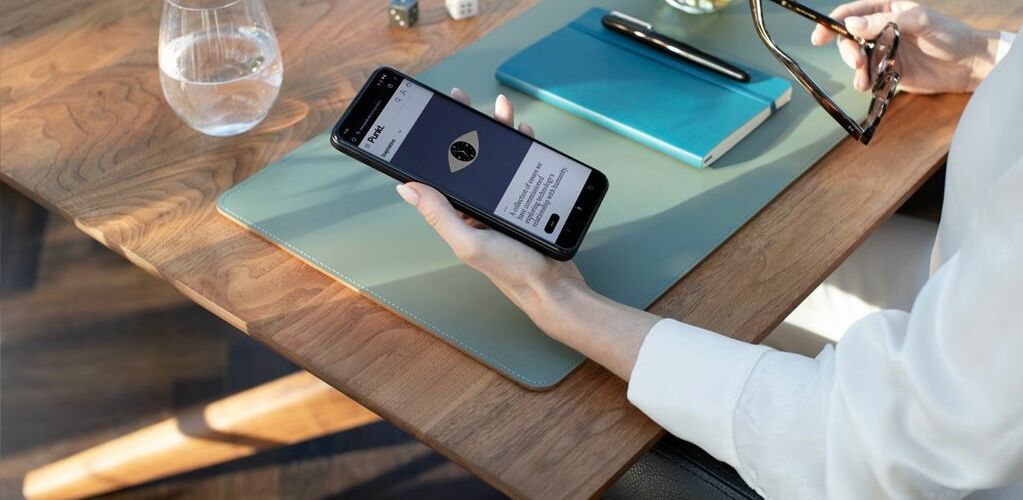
left=812, top=0, right=1003, bottom=93
left=395, top=89, right=660, bottom=380
left=394, top=88, right=585, bottom=322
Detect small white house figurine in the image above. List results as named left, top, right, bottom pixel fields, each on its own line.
left=445, top=0, right=479, bottom=20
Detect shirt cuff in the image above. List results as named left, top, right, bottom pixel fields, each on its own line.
left=627, top=318, right=772, bottom=469
left=996, top=31, right=1016, bottom=63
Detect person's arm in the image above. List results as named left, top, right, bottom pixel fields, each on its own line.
left=399, top=90, right=1023, bottom=498
left=629, top=156, right=1023, bottom=499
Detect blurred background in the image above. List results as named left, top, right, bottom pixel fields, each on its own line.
left=0, top=196, right=503, bottom=499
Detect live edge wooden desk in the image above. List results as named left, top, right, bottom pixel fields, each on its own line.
left=3, top=0, right=1020, bottom=498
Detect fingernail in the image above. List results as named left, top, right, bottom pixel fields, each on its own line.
left=451, top=87, right=463, bottom=96
left=845, top=16, right=866, bottom=30
left=496, top=94, right=508, bottom=104
left=396, top=184, right=419, bottom=207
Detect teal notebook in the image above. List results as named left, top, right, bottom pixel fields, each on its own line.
left=497, top=8, right=792, bottom=168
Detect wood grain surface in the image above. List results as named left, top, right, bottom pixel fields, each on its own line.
left=0, top=216, right=496, bottom=499
left=2, top=0, right=1021, bottom=498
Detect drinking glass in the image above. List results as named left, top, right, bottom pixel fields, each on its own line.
left=665, top=0, right=734, bottom=14
left=159, top=0, right=283, bottom=137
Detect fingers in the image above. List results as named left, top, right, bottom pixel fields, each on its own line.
left=832, top=2, right=930, bottom=41
left=830, top=0, right=893, bottom=20
left=459, top=212, right=488, bottom=229
left=806, top=1, right=912, bottom=92
left=844, top=12, right=899, bottom=40
left=450, top=87, right=470, bottom=105
left=851, top=1, right=929, bottom=34
left=812, top=0, right=892, bottom=45
left=494, top=94, right=514, bottom=126
left=498, top=96, right=537, bottom=138
left=450, top=88, right=533, bottom=136
left=396, top=182, right=489, bottom=262
left=836, top=37, right=871, bottom=91
left=810, top=26, right=835, bottom=46
left=854, top=68, right=871, bottom=92
left=837, top=37, right=866, bottom=69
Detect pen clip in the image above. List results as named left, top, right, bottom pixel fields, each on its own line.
left=608, top=10, right=653, bottom=31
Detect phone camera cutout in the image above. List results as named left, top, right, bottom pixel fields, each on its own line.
left=544, top=214, right=560, bottom=234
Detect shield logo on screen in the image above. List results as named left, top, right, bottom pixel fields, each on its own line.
left=448, top=130, right=479, bottom=173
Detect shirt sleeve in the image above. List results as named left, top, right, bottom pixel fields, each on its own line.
left=628, top=158, right=1023, bottom=500
left=997, top=31, right=1016, bottom=62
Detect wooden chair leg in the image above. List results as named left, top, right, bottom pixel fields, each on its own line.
left=22, top=371, right=380, bottom=499
left=1, top=182, right=49, bottom=296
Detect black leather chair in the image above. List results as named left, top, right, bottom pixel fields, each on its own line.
left=605, top=435, right=763, bottom=500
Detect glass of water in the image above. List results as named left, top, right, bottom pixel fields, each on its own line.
left=159, top=0, right=283, bottom=137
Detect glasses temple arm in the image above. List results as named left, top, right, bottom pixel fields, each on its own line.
left=767, top=0, right=866, bottom=45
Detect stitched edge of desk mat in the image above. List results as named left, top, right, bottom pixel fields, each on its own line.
left=217, top=0, right=864, bottom=389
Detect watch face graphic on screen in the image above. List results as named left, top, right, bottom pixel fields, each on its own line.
left=450, top=141, right=476, bottom=161
left=448, top=130, right=479, bottom=173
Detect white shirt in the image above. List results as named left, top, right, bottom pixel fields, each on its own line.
left=628, top=29, right=1022, bottom=500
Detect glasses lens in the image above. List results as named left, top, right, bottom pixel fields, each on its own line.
left=868, top=24, right=897, bottom=85
left=866, top=73, right=897, bottom=125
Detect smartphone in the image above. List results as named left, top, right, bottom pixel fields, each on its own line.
left=330, top=67, right=608, bottom=261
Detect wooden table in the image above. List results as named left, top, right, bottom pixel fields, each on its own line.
left=3, top=0, right=1021, bottom=498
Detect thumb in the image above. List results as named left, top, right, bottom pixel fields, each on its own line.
left=847, top=6, right=930, bottom=39
left=396, top=182, right=480, bottom=257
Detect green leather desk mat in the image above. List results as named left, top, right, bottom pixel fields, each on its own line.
left=219, top=0, right=865, bottom=390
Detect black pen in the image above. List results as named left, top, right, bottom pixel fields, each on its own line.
left=601, top=11, right=750, bottom=83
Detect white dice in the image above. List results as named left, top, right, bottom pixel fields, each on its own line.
left=445, top=0, right=479, bottom=20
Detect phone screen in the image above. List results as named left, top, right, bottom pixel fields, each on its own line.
left=336, top=70, right=601, bottom=247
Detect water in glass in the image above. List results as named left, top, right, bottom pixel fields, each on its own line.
left=159, top=0, right=283, bottom=137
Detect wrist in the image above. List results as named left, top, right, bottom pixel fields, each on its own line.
left=516, top=272, right=662, bottom=380
left=523, top=276, right=595, bottom=340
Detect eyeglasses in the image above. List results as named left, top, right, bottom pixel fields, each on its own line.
left=749, top=0, right=900, bottom=144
